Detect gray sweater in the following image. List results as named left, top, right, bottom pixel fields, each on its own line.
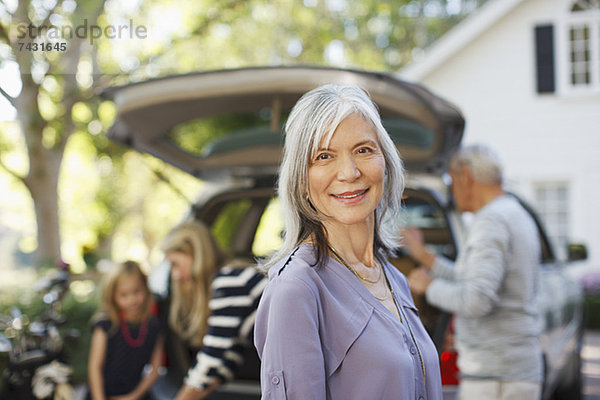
left=426, top=194, right=543, bottom=382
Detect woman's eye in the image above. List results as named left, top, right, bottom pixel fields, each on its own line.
left=357, top=147, right=373, bottom=154
left=316, top=153, right=330, bottom=161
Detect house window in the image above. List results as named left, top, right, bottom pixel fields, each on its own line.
left=535, top=1, right=600, bottom=94
left=565, top=0, right=600, bottom=90
left=569, top=24, right=591, bottom=85
left=571, top=0, right=600, bottom=12
left=534, top=183, right=570, bottom=260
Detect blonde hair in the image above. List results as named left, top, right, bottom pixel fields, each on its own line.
left=94, top=260, right=152, bottom=335
left=161, top=221, right=225, bottom=347
left=263, top=84, right=405, bottom=270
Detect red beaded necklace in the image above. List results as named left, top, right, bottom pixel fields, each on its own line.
left=119, top=314, right=148, bottom=348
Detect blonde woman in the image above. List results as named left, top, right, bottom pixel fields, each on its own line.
left=160, top=221, right=267, bottom=400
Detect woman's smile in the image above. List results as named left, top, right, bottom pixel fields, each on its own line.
left=330, top=188, right=370, bottom=205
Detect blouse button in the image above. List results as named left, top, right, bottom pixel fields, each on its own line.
left=271, top=376, right=280, bottom=385
left=410, top=346, right=417, bottom=355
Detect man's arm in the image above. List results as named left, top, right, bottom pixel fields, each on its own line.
left=425, top=214, right=508, bottom=317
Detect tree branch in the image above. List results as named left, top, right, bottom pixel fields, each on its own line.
left=0, top=22, right=9, bottom=44
left=191, top=0, right=246, bottom=36
left=0, top=86, right=17, bottom=108
left=0, top=155, right=24, bottom=183
left=56, top=105, right=75, bottom=152
left=145, top=161, right=193, bottom=205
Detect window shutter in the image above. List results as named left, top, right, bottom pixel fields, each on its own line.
left=535, top=25, right=555, bottom=93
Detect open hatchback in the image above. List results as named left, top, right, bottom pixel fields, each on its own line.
left=104, top=66, right=465, bottom=179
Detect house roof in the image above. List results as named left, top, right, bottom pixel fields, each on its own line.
left=399, top=0, right=526, bottom=81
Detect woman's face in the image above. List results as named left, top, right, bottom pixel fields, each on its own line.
left=167, top=251, right=194, bottom=284
left=307, top=113, right=386, bottom=228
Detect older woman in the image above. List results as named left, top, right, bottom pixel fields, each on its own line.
left=160, top=221, right=267, bottom=400
left=254, top=84, right=442, bottom=399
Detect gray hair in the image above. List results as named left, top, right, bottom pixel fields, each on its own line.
left=262, top=84, right=405, bottom=271
left=449, top=144, right=503, bottom=184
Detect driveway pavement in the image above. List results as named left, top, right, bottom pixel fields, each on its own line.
left=584, top=330, right=600, bottom=399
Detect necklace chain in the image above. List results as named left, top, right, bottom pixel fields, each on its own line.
left=327, top=245, right=389, bottom=300
left=327, top=245, right=382, bottom=284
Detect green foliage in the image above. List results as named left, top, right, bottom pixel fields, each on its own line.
left=114, top=0, right=488, bottom=81
left=60, top=287, right=99, bottom=384
left=212, top=199, right=252, bottom=250
left=169, top=113, right=271, bottom=156
left=0, top=275, right=99, bottom=385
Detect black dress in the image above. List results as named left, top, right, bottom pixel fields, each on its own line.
left=92, top=316, right=162, bottom=398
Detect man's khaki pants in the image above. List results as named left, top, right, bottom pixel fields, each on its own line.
left=458, top=379, right=541, bottom=400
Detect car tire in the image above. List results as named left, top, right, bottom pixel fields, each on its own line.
left=552, top=332, right=583, bottom=400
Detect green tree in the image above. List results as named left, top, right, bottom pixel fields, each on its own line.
left=0, top=0, right=487, bottom=269
left=130, top=0, right=488, bottom=77
left=0, top=0, right=111, bottom=267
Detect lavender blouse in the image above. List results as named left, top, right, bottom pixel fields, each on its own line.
left=254, top=245, right=442, bottom=400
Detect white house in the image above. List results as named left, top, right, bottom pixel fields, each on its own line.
left=400, top=0, right=600, bottom=269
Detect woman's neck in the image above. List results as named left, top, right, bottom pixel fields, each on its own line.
left=322, top=219, right=377, bottom=268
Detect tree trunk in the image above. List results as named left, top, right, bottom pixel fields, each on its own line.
left=17, top=78, right=64, bottom=268
left=27, top=155, right=62, bottom=268
left=30, top=171, right=61, bottom=266
left=5, top=0, right=103, bottom=269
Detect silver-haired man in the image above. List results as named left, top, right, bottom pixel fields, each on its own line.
left=404, top=144, right=543, bottom=400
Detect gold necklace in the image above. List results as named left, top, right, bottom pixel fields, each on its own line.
left=327, top=245, right=390, bottom=301
left=327, top=245, right=382, bottom=284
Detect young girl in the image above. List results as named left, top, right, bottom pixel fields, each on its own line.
left=88, top=261, right=164, bottom=400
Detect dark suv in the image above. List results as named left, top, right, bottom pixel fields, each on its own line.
left=104, top=66, right=586, bottom=400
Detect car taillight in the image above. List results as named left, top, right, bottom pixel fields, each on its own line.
left=440, top=350, right=460, bottom=385
left=440, top=315, right=460, bottom=385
